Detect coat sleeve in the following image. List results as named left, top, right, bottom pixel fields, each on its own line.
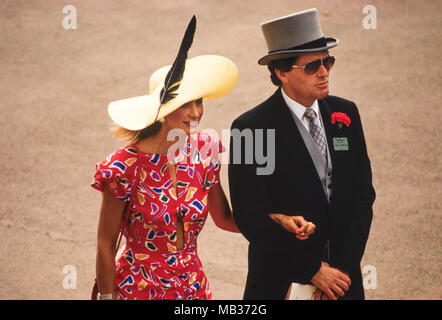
left=334, top=103, right=376, bottom=273
left=228, top=117, right=322, bottom=284
left=350, top=105, right=376, bottom=264
left=228, top=118, right=281, bottom=244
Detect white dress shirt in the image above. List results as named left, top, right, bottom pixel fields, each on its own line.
left=281, top=87, right=323, bottom=133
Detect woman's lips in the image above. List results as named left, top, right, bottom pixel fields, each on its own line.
left=183, top=121, right=199, bottom=126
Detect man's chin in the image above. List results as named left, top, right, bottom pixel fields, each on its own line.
left=317, top=89, right=329, bottom=100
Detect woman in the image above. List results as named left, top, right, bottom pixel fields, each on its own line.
left=92, top=54, right=241, bottom=300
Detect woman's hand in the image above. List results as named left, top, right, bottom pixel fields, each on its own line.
left=269, top=213, right=315, bottom=240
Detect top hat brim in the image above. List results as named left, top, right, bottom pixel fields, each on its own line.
left=258, top=37, right=338, bottom=65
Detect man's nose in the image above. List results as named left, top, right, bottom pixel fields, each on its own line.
left=316, top=64, right=329, bottom=77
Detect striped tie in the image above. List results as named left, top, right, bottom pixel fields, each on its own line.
left=304, top=108, right=327, bottom=158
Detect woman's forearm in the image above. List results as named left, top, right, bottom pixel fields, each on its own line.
left=96, top=246, right=117, bottom=296
left=95, top=188, right=127, bottom=298
left=208, top=184, right=240, bottom=233
left=214, top=213, right=240, bottom=233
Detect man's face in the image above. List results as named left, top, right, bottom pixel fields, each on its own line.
left=277, top=51, right=332, bottom=107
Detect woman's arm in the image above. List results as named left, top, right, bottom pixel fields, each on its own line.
left=96, top=187, right=126, bottom=299
left=208, top=183, right=240, bottom=233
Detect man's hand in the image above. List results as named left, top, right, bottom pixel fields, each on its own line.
left=311, top=262, right=351, bottom=300
left=269, top=213, right=316, bottom=240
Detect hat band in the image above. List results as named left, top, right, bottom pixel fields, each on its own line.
left=269, top=37, right=327, bottom=53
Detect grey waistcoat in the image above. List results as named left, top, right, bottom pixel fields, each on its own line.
left=290, top=111, right=333, bottom=202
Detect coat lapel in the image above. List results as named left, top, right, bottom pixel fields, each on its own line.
left=272, top=89, right=329, bottom=205
left=319, top=98, right=345, bottom=205
left=318, top=98, right=335, bottom=159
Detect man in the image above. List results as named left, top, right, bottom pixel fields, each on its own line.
left=228, top=8, right=375, bottom=300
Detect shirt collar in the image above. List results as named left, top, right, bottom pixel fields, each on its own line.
left=281, top=87, right=319, bottom=121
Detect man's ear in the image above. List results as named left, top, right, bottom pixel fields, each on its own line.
left=275, top=69, right=288, bottom=84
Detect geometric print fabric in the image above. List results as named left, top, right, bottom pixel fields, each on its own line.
left=91, top=132, right=223, bottom=300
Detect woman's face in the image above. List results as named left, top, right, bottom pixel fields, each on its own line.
left=164, top=99, right=203, bottom=135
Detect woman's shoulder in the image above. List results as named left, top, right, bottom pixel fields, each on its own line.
left=93, top=145, right=139, bottom=184
left=197, top=132, right=224, bottom=154
left=91, top=145, right=139, bottom=199
left=194, top=132, right=223, bottom=190
left=195, top=132, right=224, bottom=167
left=97, top=145, right=139, bottom=171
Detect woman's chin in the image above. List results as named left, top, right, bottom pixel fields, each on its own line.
left=189, top=127, right=199, bottom=135
left=183, top=122, right=199, bottom=134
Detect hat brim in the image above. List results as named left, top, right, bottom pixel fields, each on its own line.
left=258, top=37, right=338, bottom=65
left=108, top=55, right=238, bottom=131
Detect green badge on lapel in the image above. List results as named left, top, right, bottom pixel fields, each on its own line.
left=333, top=137, right=349, bottom=151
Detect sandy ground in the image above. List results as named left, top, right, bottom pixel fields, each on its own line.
left=0, top=0, right=440, bottom=300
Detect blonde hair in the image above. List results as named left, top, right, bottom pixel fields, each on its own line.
left=112, top=121, right=162, bottom=145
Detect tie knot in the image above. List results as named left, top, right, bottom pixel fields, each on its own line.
left=304, top=108, right=317, bottom=121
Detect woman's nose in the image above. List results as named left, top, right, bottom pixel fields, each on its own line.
left=188, top=101, right=202, bottom=118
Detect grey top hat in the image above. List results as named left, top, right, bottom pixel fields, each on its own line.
left=258, top=8, right=338, bottom=65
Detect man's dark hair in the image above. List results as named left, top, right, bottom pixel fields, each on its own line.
left=267, top=56, right=298, bottom=86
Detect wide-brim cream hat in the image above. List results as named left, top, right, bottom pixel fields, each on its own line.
left=108, top=55, right=238, bottom=131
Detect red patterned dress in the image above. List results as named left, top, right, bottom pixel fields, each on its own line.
left=91, top=132, right=223, bottom=300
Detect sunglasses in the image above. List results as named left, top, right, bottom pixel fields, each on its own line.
left=292, top=56, right=336, bottom=75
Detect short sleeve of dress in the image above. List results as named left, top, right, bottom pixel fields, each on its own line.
left=198, top=133, right=225, bottom=191
left=211, top=137, right=224, bottom=186
left=91, top=146, right=139, bottom=201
